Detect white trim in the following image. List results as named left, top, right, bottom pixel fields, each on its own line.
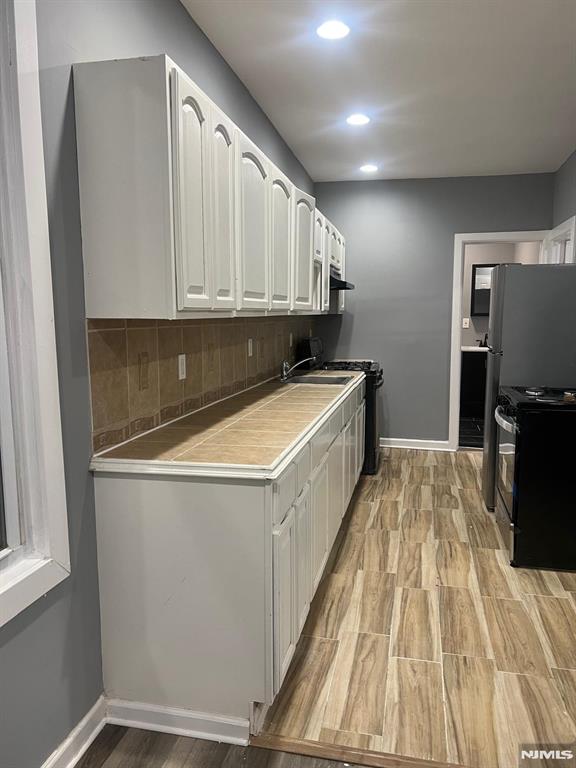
left=106, top=698, right=249, bottom=745
left=380, top=437, right=453, bottom=452
left=448, top=230, right=549, bottom=452
left=540, top=216, right=576, bottom=264
left=0, top=0, right=70, bottom=626
left=39, top=695, right=249, bottom=768
left=40, top=696, right=106, bottom=768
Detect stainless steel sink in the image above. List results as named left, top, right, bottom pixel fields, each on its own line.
left=283, top=375, right=352, bottom=385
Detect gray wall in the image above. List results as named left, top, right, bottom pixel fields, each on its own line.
left=553, top=149, right=576, bottom=225
left=0, top=2, right=311, bottom=767
left=315, top=175, right=553, bottom=440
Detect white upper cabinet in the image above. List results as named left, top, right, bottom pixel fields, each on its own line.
left=270, top=165, right=293, bottom=310
left=313, top=211, right=324, bottom=263
left=172, top=70, right=212, bottom=310
left=237, top=133, right=270, bottom=311
left=292, top=188, right=315, bottom=312
left=322, top=216, right=331, bottom=312
left=74, top=55, right=344, bottom=318
left=209, top=107, right=237, bottom=309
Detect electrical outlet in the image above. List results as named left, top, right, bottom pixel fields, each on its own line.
left=289, top=332, right=293, bottom=348
left=178, top=354, right=186, bottom=380
left=462, top=317, right=470, bottom=329
left=248, top=338, right=253, bottom=357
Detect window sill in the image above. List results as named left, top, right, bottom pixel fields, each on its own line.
left=0, top=555, right=70, bottom=627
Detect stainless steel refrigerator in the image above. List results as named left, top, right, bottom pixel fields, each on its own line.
left=482, top=263, right=576, bottom=509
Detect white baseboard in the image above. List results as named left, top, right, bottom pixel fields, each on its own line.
left=40, top=695, right=249, bottom=768
left=41, top=695, right=106, bottom=768
left=106, top=698, right=250, bottom=746
left=380, top=437, right=453, bottom=452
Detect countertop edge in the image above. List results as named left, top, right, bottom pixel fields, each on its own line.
left=90, top=373, right=366, bottom=481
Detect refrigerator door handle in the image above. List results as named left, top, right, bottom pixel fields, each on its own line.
left=495, top=406, right=517, bottom=434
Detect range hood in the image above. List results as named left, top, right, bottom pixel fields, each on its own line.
left=330, top=274, right=355, bottom=291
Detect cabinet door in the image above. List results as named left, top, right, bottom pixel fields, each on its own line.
left=172, top=70, right=212, bottom=309
left=314, top=211, right=324, bottom=263
left=294, top=485, right=311, bottom=636
left=209, top=107, right=236, bottom=309
left=237, top=133, right=270, bottom=310
left=270, top=166, right=293, bottom=310
left=330, top=228, right=339, bottom=267
left=292, top=188, right=315, bottom=311
left=273, top=507, right=296, bottom=692
left=350, top=410, right=358, bottom=494
left=311, top=456, right=329, bottom=592
left=343, top=419, right=353, bottom=509
left=338, top=238, right=346, bottom=312
left=322, top=219, right=331, bottom=311
left=357, top=401, right=366, bottom=479
left=328, top=432, right=344, bottom=547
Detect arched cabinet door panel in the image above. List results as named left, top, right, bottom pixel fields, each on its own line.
left=270, top=165, right=293, bottom=310
left=237, top=134, right=270, bottom=310
left=172, top=70, right=212, bottom=309
left=292, top=188, right=315, bottom=312
left=322, top=217, right=331, bottom=311
left=209, top=108, right=237, bottom=309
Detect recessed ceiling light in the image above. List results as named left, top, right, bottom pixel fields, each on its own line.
left=360, top=163, right=378, bottom=173
left=316, top=20, right=350, bottom=40
left=346, top=113, right=370, bottom=126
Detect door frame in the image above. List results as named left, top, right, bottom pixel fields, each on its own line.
left=448, top=230, right=549, bottom=451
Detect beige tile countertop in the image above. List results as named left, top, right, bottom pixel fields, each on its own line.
left=92, top=371, right=364, bottom=473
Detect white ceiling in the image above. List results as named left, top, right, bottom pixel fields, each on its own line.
left=181, top=0, right=576, bottom=182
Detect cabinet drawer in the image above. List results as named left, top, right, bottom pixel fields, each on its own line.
left=273, top=463, right=297, bottom=526
left=294, top=443, right=311, bottom=498
left=311, top=421, right=331, bottom=469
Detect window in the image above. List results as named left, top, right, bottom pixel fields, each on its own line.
left=0, top=0, right=70, bottom=626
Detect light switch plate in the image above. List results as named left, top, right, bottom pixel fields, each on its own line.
left=462, top=317, right=470, bottom=329
left=178, top=353, right=186, bottom=380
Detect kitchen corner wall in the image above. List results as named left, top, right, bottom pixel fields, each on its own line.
left=553, top=149, right=576, bottom=225
left=314, top=174, right=554, bottom=441
left=88, top=316, right=314, bottom=452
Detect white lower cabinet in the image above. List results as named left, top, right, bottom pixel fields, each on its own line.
left=342, top=419, right=353, bottom=508
left=328, top=432, right=344, bottom=544
left=272, top=388, right=365, bottom=693
left=92, top=378, right=365, bottom=738
left=356, top=401, right=366, bottom=479
left=273, top=506, right=296, bottom=692
left=294, top=484, right=312, bottom=636
left=310, top=454, right=329, bottom=593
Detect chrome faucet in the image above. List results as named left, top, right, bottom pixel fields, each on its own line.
left=280, top=355, right=318, bottom=382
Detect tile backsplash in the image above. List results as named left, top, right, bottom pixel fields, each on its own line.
left=87, top=316, right=316, bottom=452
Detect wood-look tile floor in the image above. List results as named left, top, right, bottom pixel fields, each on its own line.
left=77, top=724, right=360, bottom=768
left=260, top=449, right=576, bottom=768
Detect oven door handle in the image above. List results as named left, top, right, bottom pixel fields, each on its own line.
left=495, top=406, right=518, bottom=434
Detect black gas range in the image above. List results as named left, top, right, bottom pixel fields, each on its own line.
left=494, top=385, right=576, bottom=571
left=323, top=360, right=384, bottom=474
left=499, top=385, right=576, bottom=411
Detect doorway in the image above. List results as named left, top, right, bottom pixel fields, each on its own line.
left=458, top=241, right=541, bottom=448
left=449, top=230, right=548, bottom=452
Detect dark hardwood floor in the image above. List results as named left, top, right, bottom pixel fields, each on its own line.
left=77, top=725, right=366, bottom=768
